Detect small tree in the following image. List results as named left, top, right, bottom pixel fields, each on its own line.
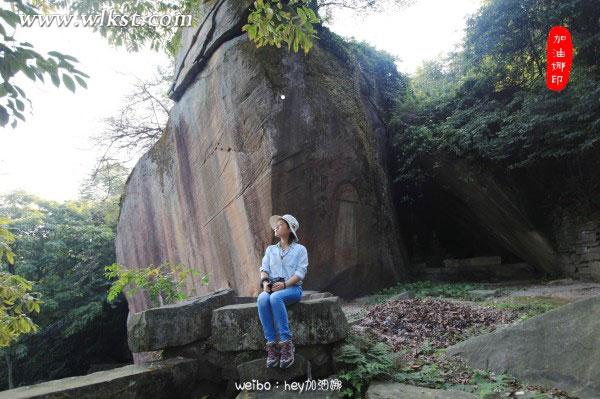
left=0, top=272, right=42, bottom=348
left=104, top=262, right=209, bottom=308
left=0, top=272, right=43, bottom=388
left=0, top=217, right=42, bottom=347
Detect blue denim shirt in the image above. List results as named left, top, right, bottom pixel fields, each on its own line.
left=259, top=242, right=308, bottom=287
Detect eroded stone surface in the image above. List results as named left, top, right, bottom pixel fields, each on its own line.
left=447, top=295, right=600, bottom=399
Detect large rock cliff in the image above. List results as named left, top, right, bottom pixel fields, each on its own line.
left=115, top=0, right=411, bottom=314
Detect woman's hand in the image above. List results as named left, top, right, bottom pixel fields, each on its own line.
left=262, top=281, right=271, bottom=293
left=271, top=282, right=285, bottom=291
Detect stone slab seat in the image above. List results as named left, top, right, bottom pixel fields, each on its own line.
left=0, top=357, right=204, bottom=399
left=127, top=288, right=236, bottom=353
left=210, top=296, right=350, bottom=352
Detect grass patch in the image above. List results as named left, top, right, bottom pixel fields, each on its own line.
left=366, top=280, right=489, bottom=304
left=479, top=296, right=571, bottom=320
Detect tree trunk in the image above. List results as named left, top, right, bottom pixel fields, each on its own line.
left=4, top=348, right=14, bottom=389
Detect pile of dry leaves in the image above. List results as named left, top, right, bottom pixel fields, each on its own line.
left=359, top=297, right=518, bottom=355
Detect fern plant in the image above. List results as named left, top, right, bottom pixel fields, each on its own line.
left=470, top=370, right=514, bottom=398
left=393, top=363, right=446, bottom=389
left=335, top=341, right=395, bottom=397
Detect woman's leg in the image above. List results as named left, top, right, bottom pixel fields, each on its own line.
left=257, top=291, right=277, bottom=343
left=269, top=285, right=303, bottom=342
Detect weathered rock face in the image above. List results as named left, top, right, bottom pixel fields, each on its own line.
left=446, top=295, right=600, bottom=399
left=115, top=0, right=411, bottom=314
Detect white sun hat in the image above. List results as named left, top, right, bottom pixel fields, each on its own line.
left=269, top=214, right=300, bottom=242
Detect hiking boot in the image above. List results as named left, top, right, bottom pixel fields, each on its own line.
left=265, top=341, right=280, bottom=368
left=279, top=339, right=295, bottom=369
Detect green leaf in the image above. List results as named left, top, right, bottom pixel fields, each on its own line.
left=0, top=106, right=9, bottom=126
left=297, top=7, right=307, bottom=24
left=0, top=10, right=20, bottom=29
left=62, top=74, right=76, bottom=92
left=22, top=66, right=36, bottom=81
left=50, top=72, right=60, bottom=88
left=13, top=109, right=25, bottom=121
left=74, top=75, right=87, bottom=89
left=6, top=250, right=14, bottom=265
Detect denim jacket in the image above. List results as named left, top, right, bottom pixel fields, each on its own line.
left=259, top=242, right=308, bottom=287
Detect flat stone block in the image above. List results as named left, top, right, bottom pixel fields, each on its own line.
left=128, top=289, right=235, bottom=352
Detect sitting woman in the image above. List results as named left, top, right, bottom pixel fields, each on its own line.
left=257, top=214, right=308, bottom=369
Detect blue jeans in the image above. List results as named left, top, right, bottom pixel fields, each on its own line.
left=257, top=285, right=303, bottom=343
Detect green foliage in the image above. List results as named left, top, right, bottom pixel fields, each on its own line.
left=371, top=280, right=486, bottom=303
left=0, top=217, right=15, bottom=266
left=243, top=0, right=320, bottom=55
left=0, top=191, right=119, bottom=336
left=394, top=363, right=446, bottom=388
left=0, top=272, right=42, bottom=347
left=0, top=176, right=133, bottom=386
left=1, top=0, right=89, bottom=128
left=470, top=370, right=514, bottom=398
left=390, top=0, right=600, bottom=207
left=60, top=0, right=184, bottom=53
left=480, top=296, right=569, bottom=321
left=334, top=340, right=395, bottom=397
left=105, top=262, right=208, bottom=308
